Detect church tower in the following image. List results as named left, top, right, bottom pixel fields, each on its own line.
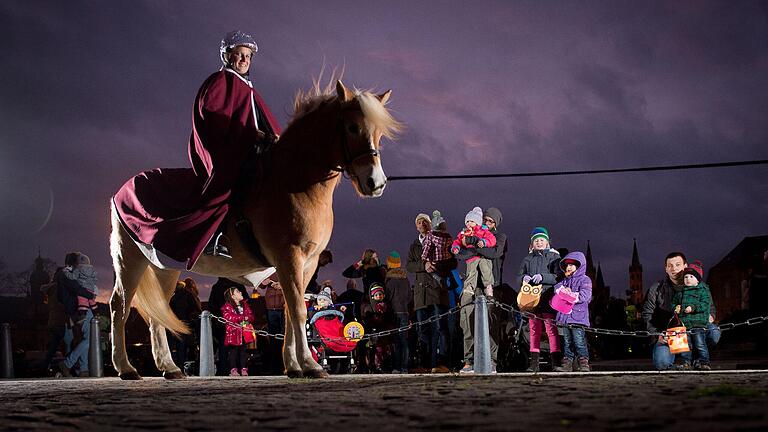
left=628, top=239, right=644, bottom=306
left=585, top=240, right=597, bottom=284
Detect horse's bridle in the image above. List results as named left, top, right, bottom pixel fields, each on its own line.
left=332, top=115, right=380, bottom=176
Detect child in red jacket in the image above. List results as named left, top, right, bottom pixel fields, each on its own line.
left=451, top=206, right=496, bottom=298
left=221, top=287, right=255, bottom=376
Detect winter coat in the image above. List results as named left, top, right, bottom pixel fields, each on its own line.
left=63, top=265, right=98, bottom=296
left=222, top=302, right=255, bottom=346
left=385, top=268, right=412, bottom=313
left=475, top=207, right=507, bottom=287
left=452, top=225, right=496, bottom=264
left=642, top=278, right=676, bottom=333
left=670, top=283, right=713, bottom=328
left=407, top=237, right=448, bottom=310
left=55, top=269, right=95, bottom=321
left=342, top=263, right=387, bottom=297
left=554, top=252, right=593, bottom=326
left=516, top=248, right=561, bottom=314
left=170, top=287, right=202, bottom=323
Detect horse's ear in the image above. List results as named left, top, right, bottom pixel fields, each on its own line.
left=376, top=90, right=392, bottom=105
left=336, top=80, right=354, bottom=102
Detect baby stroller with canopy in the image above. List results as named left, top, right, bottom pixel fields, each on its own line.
left=306, top=292, right=363, bottom=374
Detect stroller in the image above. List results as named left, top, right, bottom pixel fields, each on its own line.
left=306, top=298, right=362, bottom=374
left=495, top=283, right=553, bottom=372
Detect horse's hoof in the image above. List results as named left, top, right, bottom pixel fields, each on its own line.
left=304, top=368, right=329, bottom=379
left=163, top=370, right=186, bottom=380
left=286, top=369, right=304, bottom=379
left=119, top=371, right=142, bottom=380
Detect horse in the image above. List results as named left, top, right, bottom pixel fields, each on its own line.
left=109, top=80, right=401, bottom=379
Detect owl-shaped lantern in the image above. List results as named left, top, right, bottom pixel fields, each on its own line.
left=517, top=282, right=542, bottom=311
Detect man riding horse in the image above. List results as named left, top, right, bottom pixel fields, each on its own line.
left=114, top=30, right=281, bottom=269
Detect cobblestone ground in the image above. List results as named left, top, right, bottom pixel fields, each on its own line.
left=1, top=371, right=767, bottom=431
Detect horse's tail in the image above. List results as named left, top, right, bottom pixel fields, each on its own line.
left=134, top=266, right=189, bottom=336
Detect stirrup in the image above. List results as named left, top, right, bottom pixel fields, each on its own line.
left=205, top=232, right=232, bottom=259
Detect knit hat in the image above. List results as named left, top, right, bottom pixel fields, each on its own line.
left=415, top=213, right=430, bottom=225
left=484, top=207, right=503, bottom=227
left=431, top=210, right=446, bottom=229
left=316, top=286, right=333, bottom=304
left=370, top=283, right=385, bottom=299
left=387, top=251, right=401, bottom=269
left=683, top=260, right=704, bottom=282
left=464, top=206, right=483, bottom=226
left=530, top=227, right=550, bottom=243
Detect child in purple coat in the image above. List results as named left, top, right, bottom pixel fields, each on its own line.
left=552, top=251, right=592, bottom=372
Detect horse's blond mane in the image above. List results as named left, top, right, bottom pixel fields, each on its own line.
left=289, top=72, right=402, bottom=140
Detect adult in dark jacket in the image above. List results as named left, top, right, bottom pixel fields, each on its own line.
left=342, top=249, right=387, bottom=297
left=516, top=227, right=562, bottom=372
left=643, top=252, right=700, bottom=370
left=459, top=207, right=506, bottom=373
left=56, top=252, right=97, bottom=377
left=384, top=251, right=412, bottom=373
left=406, top=213, right=449, bottom=372
left=306, top=250, right=333, bottom=294
left=41, top=267, right=72, bottom=371
left=168, top=280, right=203, bottom=370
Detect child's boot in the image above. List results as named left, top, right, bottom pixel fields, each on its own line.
left=240, top=368, right=249, bottom=376
left=229, top=368, right=240, bottom=376
left=551, top=351, right=565, bottom=372
left=577, top=357, right=591, bottom=372
left=559, top=356, right=574, bottom=372
left=526, top=352, right=540, bottom=373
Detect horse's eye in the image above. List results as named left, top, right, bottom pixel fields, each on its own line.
left=347, top=123, right=360, bottom=135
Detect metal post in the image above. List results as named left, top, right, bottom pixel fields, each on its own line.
left=1, top=323, right=13, bottom=378
left=89, top=317, right=104, bottom=377
left=473, top=295, right=492, bottom=375
left=199, top=311, right=215, bottom=376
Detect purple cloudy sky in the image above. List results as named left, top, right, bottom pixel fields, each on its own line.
left=1, top=1, right=767, bottom=301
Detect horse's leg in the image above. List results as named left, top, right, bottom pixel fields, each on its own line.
left=147, top=266, right=185, bottom=379
left=110, top=219, right=148, bottom=380
left=277, top=261, right=326, bottom=378
left=282, top=313, right=301, bottom=378
left=297, top=265, right=327, bottom=378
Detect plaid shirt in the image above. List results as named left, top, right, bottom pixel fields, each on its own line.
left=421, top=230, right=454, bottom=262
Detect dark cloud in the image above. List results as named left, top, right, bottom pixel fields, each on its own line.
left=1, top=1, right=766, bottom=301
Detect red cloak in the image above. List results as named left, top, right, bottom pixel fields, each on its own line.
left=113, top=70, right=281, bottom=269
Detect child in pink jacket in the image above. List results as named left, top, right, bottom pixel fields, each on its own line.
left=451, top=206, right=496, bottom=298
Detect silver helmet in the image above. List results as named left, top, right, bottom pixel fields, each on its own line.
left=219, top=30, right=258, bottom=66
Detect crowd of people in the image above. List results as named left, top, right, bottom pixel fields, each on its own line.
left=38, top=206, right=727, bottom=378
left=183, top=205, right=723, bottom=377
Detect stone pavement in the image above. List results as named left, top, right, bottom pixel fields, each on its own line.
left=1, top=371, right=767, bottom=431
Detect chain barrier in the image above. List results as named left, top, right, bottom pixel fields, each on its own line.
left=206, top=304, right=464, bottom=344
left=205, top=299, right=768, bottom=342
left=206, top=312, right=285, bottom=340
left=486, top=297, right=768, bottom=338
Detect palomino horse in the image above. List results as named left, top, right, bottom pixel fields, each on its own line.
left=109, top=80, right=401, bottom=379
